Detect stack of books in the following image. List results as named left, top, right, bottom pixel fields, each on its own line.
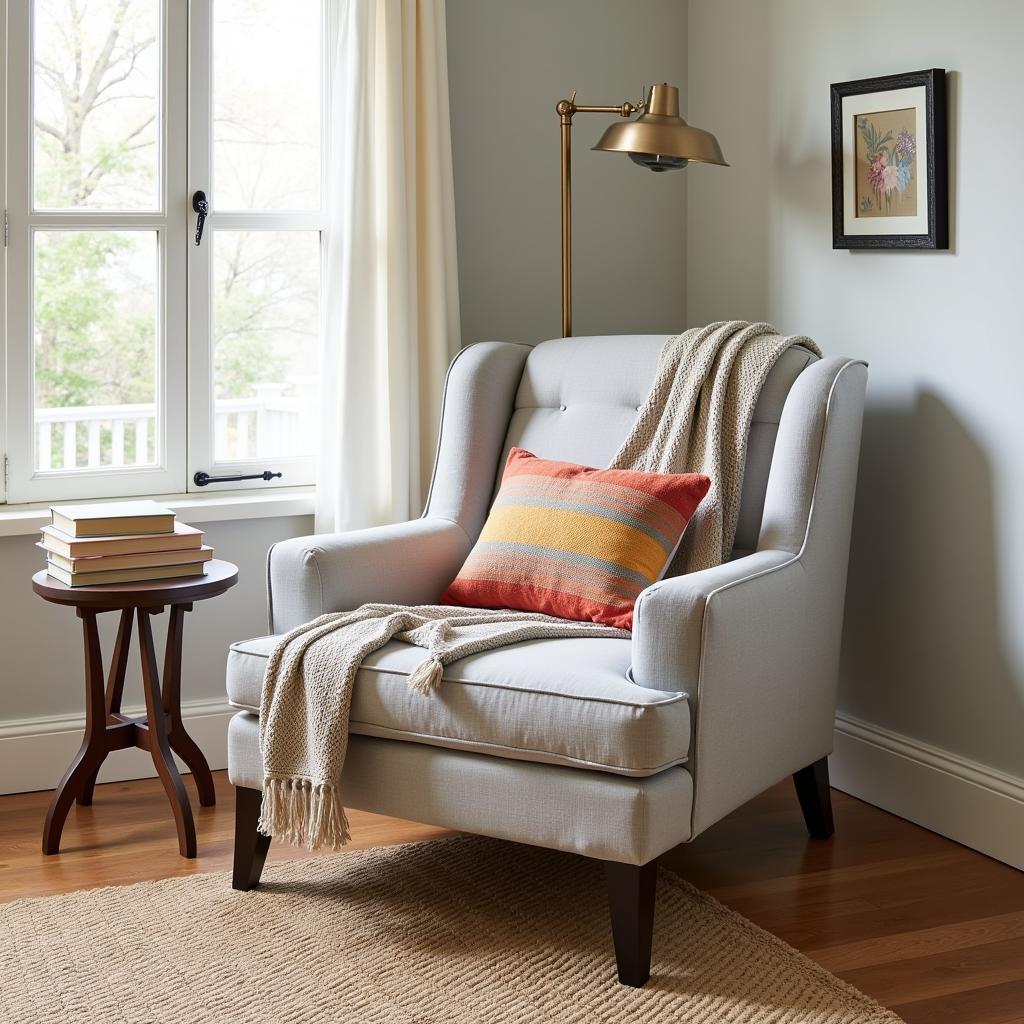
left=39, top=500, right=213, bottom=587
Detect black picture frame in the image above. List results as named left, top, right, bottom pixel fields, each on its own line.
left=831, top=68, right=947, bottom=250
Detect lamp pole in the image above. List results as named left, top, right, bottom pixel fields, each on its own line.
left=555, top=92, right=641, bottom=338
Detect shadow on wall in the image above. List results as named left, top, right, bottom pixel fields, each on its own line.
left=839, top=391, right=1022, bottom=775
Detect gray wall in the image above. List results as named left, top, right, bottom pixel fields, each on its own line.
left=446, top=0, right=689, bottom=346
left=687, top=0, right=1024, bottom=780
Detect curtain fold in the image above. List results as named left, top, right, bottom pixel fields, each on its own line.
left=317, top=0, right=460, bottom=533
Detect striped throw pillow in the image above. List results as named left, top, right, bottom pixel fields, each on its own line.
left=441, top=448, right=710, bottom=629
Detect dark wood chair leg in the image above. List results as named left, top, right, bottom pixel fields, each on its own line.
left=793, top=756, right=835, bottom=839
left=233, top=786, right=272, bottom=891
left=603, top=858, right=657, bottom=987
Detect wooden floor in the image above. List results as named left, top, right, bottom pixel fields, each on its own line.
left=2, top=773, right=1023, bottom=1022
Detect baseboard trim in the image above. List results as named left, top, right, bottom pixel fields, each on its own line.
left=0, top=699, right=233, bottom=796
left=832, top=712, right=1024, bottom=870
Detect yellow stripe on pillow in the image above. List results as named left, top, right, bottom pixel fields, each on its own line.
left=479, top=504, right=669, bottom=581
left=442, top=448, right=711, bottom=630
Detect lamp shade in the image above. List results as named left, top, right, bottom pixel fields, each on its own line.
left=592, top=83, right=728, bottom=171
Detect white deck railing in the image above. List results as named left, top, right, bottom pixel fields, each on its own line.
left=36, top=403, right=155, bottom=471
left=213, top=383, right=316, bottom=461
left=36, top=380, right=315, bottom=471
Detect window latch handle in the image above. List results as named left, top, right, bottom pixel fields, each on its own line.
left=192, top=190, right=209, bottom=246
left=193, top=470, right=283, bottom=487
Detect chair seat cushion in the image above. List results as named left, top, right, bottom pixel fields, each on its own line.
left=227, top=635, right=690, bottom=777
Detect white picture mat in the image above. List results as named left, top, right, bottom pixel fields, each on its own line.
left=842, top=85, right=928, bottom=236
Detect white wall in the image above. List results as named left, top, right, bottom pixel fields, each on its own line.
left=0, top=514, right=312, bottom=793
left=688, top=0, right=1024, bottom=864
left=446, top=0, right=688, bottom=346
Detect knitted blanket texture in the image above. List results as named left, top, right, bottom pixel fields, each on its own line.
left=259, top=321, right=821, bottom=849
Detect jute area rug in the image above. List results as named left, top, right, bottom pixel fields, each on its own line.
left=1, top=835, right=901, bottom=1024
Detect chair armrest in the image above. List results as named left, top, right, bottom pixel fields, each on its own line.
left=633, top=550, right=833, bottom=837
left=631, top=550, right=799, bottom=694
left=267, top=517, right=472, bottom=633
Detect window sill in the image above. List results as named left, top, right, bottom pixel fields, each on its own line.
left=0, top=486, right=316, bottom=538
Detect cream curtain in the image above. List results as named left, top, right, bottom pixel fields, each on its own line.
left=317, top=0, right=461, bottom=533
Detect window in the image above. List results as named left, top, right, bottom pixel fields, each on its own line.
left=2, top=0, right=325, bottom=503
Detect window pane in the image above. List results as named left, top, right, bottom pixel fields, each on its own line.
left=212, top=231, right=319, bottom=460
left=33, top=0, right=160, bottom=210
left=34, top=231, right=159, bottom=471
left=213, top=0, right=321, bottom=210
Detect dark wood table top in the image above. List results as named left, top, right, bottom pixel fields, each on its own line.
left=32, top=559, right=239, bottom=609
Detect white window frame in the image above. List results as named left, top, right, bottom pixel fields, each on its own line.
left=185, top=0, right=326, bottom=494
left=1, top=0, right=327, bottom=504
left=0, top=0, right=8, bottom=502
left=4, top=0, right=188, bottom=503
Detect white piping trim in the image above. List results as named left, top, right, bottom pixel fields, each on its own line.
left=229, top=639, right=689, bottom=709
left=421, top=341, right=531, bottom=520
left=224, top=714, right=690, bottom=777
left=688, top=358, right=868, bottom=834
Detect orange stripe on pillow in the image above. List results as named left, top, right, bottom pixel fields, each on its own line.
left=441, top=448, right=710, bottom=629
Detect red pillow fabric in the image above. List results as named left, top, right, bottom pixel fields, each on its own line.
left=440, top=448, right=710, bottom=629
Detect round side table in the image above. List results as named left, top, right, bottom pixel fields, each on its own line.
left=32, top=559, right=238, bottom=858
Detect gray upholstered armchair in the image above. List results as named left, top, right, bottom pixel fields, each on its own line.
left=226, top=335, right=867, bottom=986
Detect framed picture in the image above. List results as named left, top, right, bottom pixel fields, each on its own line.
left=831, top=68, right=947, bottom=249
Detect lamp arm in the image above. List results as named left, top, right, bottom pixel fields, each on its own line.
left=573, top=102, right=642, bottom=116
left=556, top=92, right=647, bottom=123
left=555, top=93, right=645, bottom=338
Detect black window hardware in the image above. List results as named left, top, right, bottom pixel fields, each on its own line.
left=192, top=190, right=209, bottom=245
left=193, top=470, right=283, bottom=487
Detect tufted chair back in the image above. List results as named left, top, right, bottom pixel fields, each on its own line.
left=425, top=335, right=818, bottom=561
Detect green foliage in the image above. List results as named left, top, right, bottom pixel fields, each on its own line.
left=857, top=117, right=894, bottom=161
left=214, top=326, right=288, bottom=401
left=34, top=226, right=285, bottom=409
left=34, top=231, right=156, bottom=409
left=213, top=270, right=291, bottom=398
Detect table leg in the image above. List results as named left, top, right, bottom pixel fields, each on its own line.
left=78, top=608, right=134, bottom=807
left=137, top=607, right=197, bottom=858
left=163, top=603, right=216, bottom=807
left=105, top=608, right=134, bottom=717
left=43, top=610, right=109, bottom=854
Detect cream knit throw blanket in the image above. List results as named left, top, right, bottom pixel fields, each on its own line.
left=620, top=320, right=821, bottom=572
left=259, top=321, right=820, bottom=849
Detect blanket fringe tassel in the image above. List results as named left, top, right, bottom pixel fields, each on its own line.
left=259, top=776, right=351, bottom=851
left=407, top=655, right=444, bottom=695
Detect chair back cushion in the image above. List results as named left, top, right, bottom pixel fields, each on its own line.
left=499, top=336, right=817, bottom=558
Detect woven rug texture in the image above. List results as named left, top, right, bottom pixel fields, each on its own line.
left=0, top=835, right=902, bottom=1023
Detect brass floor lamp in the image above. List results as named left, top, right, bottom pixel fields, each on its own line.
left=555, top=83, right=728, bottom=337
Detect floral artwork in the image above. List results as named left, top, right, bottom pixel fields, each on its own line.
left=854, top=107, right=917, bottom=217
left=832, top=69, right=946, bottom=248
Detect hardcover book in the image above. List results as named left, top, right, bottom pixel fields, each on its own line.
left=39, top=521, right=203, bottom=559
left=49, top=500, right=176, bottom=538
left=45, top=561, right=208, bottom=588
left=40, top=544, right=214, bottom=574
